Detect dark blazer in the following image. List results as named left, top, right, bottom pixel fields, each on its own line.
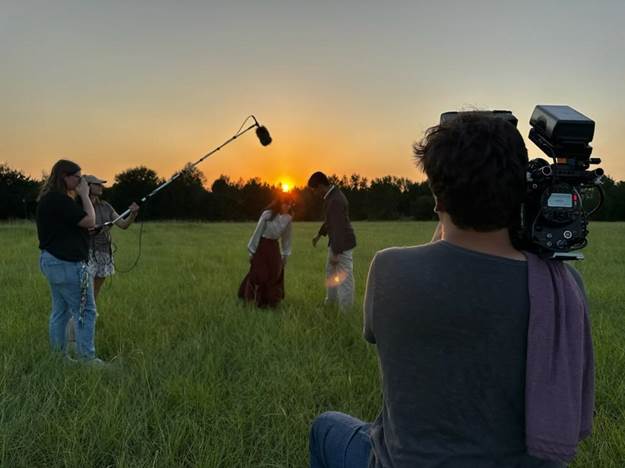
left=317, top=186, right=356, bottom=254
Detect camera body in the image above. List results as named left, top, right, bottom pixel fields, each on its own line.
left=519, top=106, right=604, bottom=259
left=440, top=105, right=604, bottom=259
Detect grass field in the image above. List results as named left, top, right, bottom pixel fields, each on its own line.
left=1, top=221, right=624, bottom=467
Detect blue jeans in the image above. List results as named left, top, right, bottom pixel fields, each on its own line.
left=310, top=411, right=372, bottom=468
left=39, top=250, right=97, bottom=360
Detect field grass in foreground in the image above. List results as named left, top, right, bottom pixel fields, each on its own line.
left=1, top=221, right=624, bottom=467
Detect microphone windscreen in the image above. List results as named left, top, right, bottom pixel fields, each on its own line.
left=256, top=126, right=272, bottom=146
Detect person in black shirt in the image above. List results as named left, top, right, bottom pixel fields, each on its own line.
left=36, top=159, right=102, bottom=363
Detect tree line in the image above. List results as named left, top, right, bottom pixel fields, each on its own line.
left=1, top=162, right=624, bottom=221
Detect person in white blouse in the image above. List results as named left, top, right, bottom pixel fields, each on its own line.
left=238, top=195, right=294, bottom=308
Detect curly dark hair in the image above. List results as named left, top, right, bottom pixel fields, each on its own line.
left=414, top=112, right=528, bottom=231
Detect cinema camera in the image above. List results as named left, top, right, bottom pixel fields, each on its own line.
left=441, top=105, right=604, bottom=260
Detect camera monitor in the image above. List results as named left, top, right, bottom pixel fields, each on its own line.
left=529, top=105, right=594, bottom=160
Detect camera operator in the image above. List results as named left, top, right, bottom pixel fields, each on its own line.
left=36, top=159, right=104, bottom=365
left=309, top=113, right=593, bottom=467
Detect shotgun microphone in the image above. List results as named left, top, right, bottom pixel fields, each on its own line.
left=255, top=125, right=272, bottom=146
left=98, top=114, right=271, bottom=229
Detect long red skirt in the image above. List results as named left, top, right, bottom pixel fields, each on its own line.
left=238, top=237, right=285, bottom=308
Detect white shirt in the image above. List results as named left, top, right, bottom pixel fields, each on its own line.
left=247, top=210, right=293, bottom=257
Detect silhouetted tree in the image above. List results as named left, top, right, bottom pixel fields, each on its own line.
left=211, top=175, right=244, bottom=220
left=240, top=178, right=275, bottom=219
left=404, top=181, right=435, bottom=220
left=105, top=166, right=163, bottom=220
left=613, top=182, right=625, bottom=220
left=411, top=194, right=436, bottom=220
left=0, top=164, right=40, bottom=219
left=2, top=161, right=622, bottom=222
left=291, top=187, right=323, bottom=221
left=367, top=176, right=403, bottom=219
left=158, top=166, right=208, bottom=219
left=342, top=174, right=368, bottom=220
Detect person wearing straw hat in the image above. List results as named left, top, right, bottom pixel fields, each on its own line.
left=83, top=174, right=140, bottom=298
left=65, top=174, right=140, bottom=355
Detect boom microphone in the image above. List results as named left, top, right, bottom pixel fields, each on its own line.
left=97, top=114, right=272, bottom=229
left=255, top=125, right=272, bottom=146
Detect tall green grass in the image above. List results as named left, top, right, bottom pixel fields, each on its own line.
left=1, top=221, right=624, bottom=467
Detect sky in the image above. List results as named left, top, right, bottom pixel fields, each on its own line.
left=2, top=0, right=624, bottom=188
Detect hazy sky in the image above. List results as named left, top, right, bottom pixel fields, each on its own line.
left=2, top=0, right=624, bottom=187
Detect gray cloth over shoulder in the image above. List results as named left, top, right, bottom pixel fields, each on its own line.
left=524, top=251, right=594, bottom=463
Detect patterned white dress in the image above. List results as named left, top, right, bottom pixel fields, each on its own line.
left=87, top=200, right=116, bottom=278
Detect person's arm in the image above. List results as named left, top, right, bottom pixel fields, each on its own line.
left=312, top=222, right=327, bottom=247
left=317, top=222, right=328, bottom=237
left=326, top=198, right=345, bottom=256
left=363, top=254, right=378, bottom=344
left=114, top=203, right=140, bottom=229
left=280, top=218, right=292, bottom=263
left=431, top=221, right=443, bottom=243
left=76, top=178, right=96, bottom=228
left=248, top=211, right=268, bottom=258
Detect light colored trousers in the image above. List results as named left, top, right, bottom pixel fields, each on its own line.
left=325, top=248, right=354, bottom=310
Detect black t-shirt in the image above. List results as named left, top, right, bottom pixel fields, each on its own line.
left=36, top=191, right=89, bottom=261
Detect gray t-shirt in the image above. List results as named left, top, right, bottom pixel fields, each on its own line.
left=364, top=241, right=572, bottom=468
left=91, top=200, right=116, bottom=253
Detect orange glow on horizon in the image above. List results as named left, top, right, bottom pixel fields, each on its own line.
left=279, top=177, right=294, bottom=192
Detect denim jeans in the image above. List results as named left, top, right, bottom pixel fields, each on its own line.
left=39, top=250, right=97, bottom=360
left=309, top=411, right=372, bottom=468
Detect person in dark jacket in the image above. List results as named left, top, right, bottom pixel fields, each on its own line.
left=308, top=171, right=356, bottom=310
